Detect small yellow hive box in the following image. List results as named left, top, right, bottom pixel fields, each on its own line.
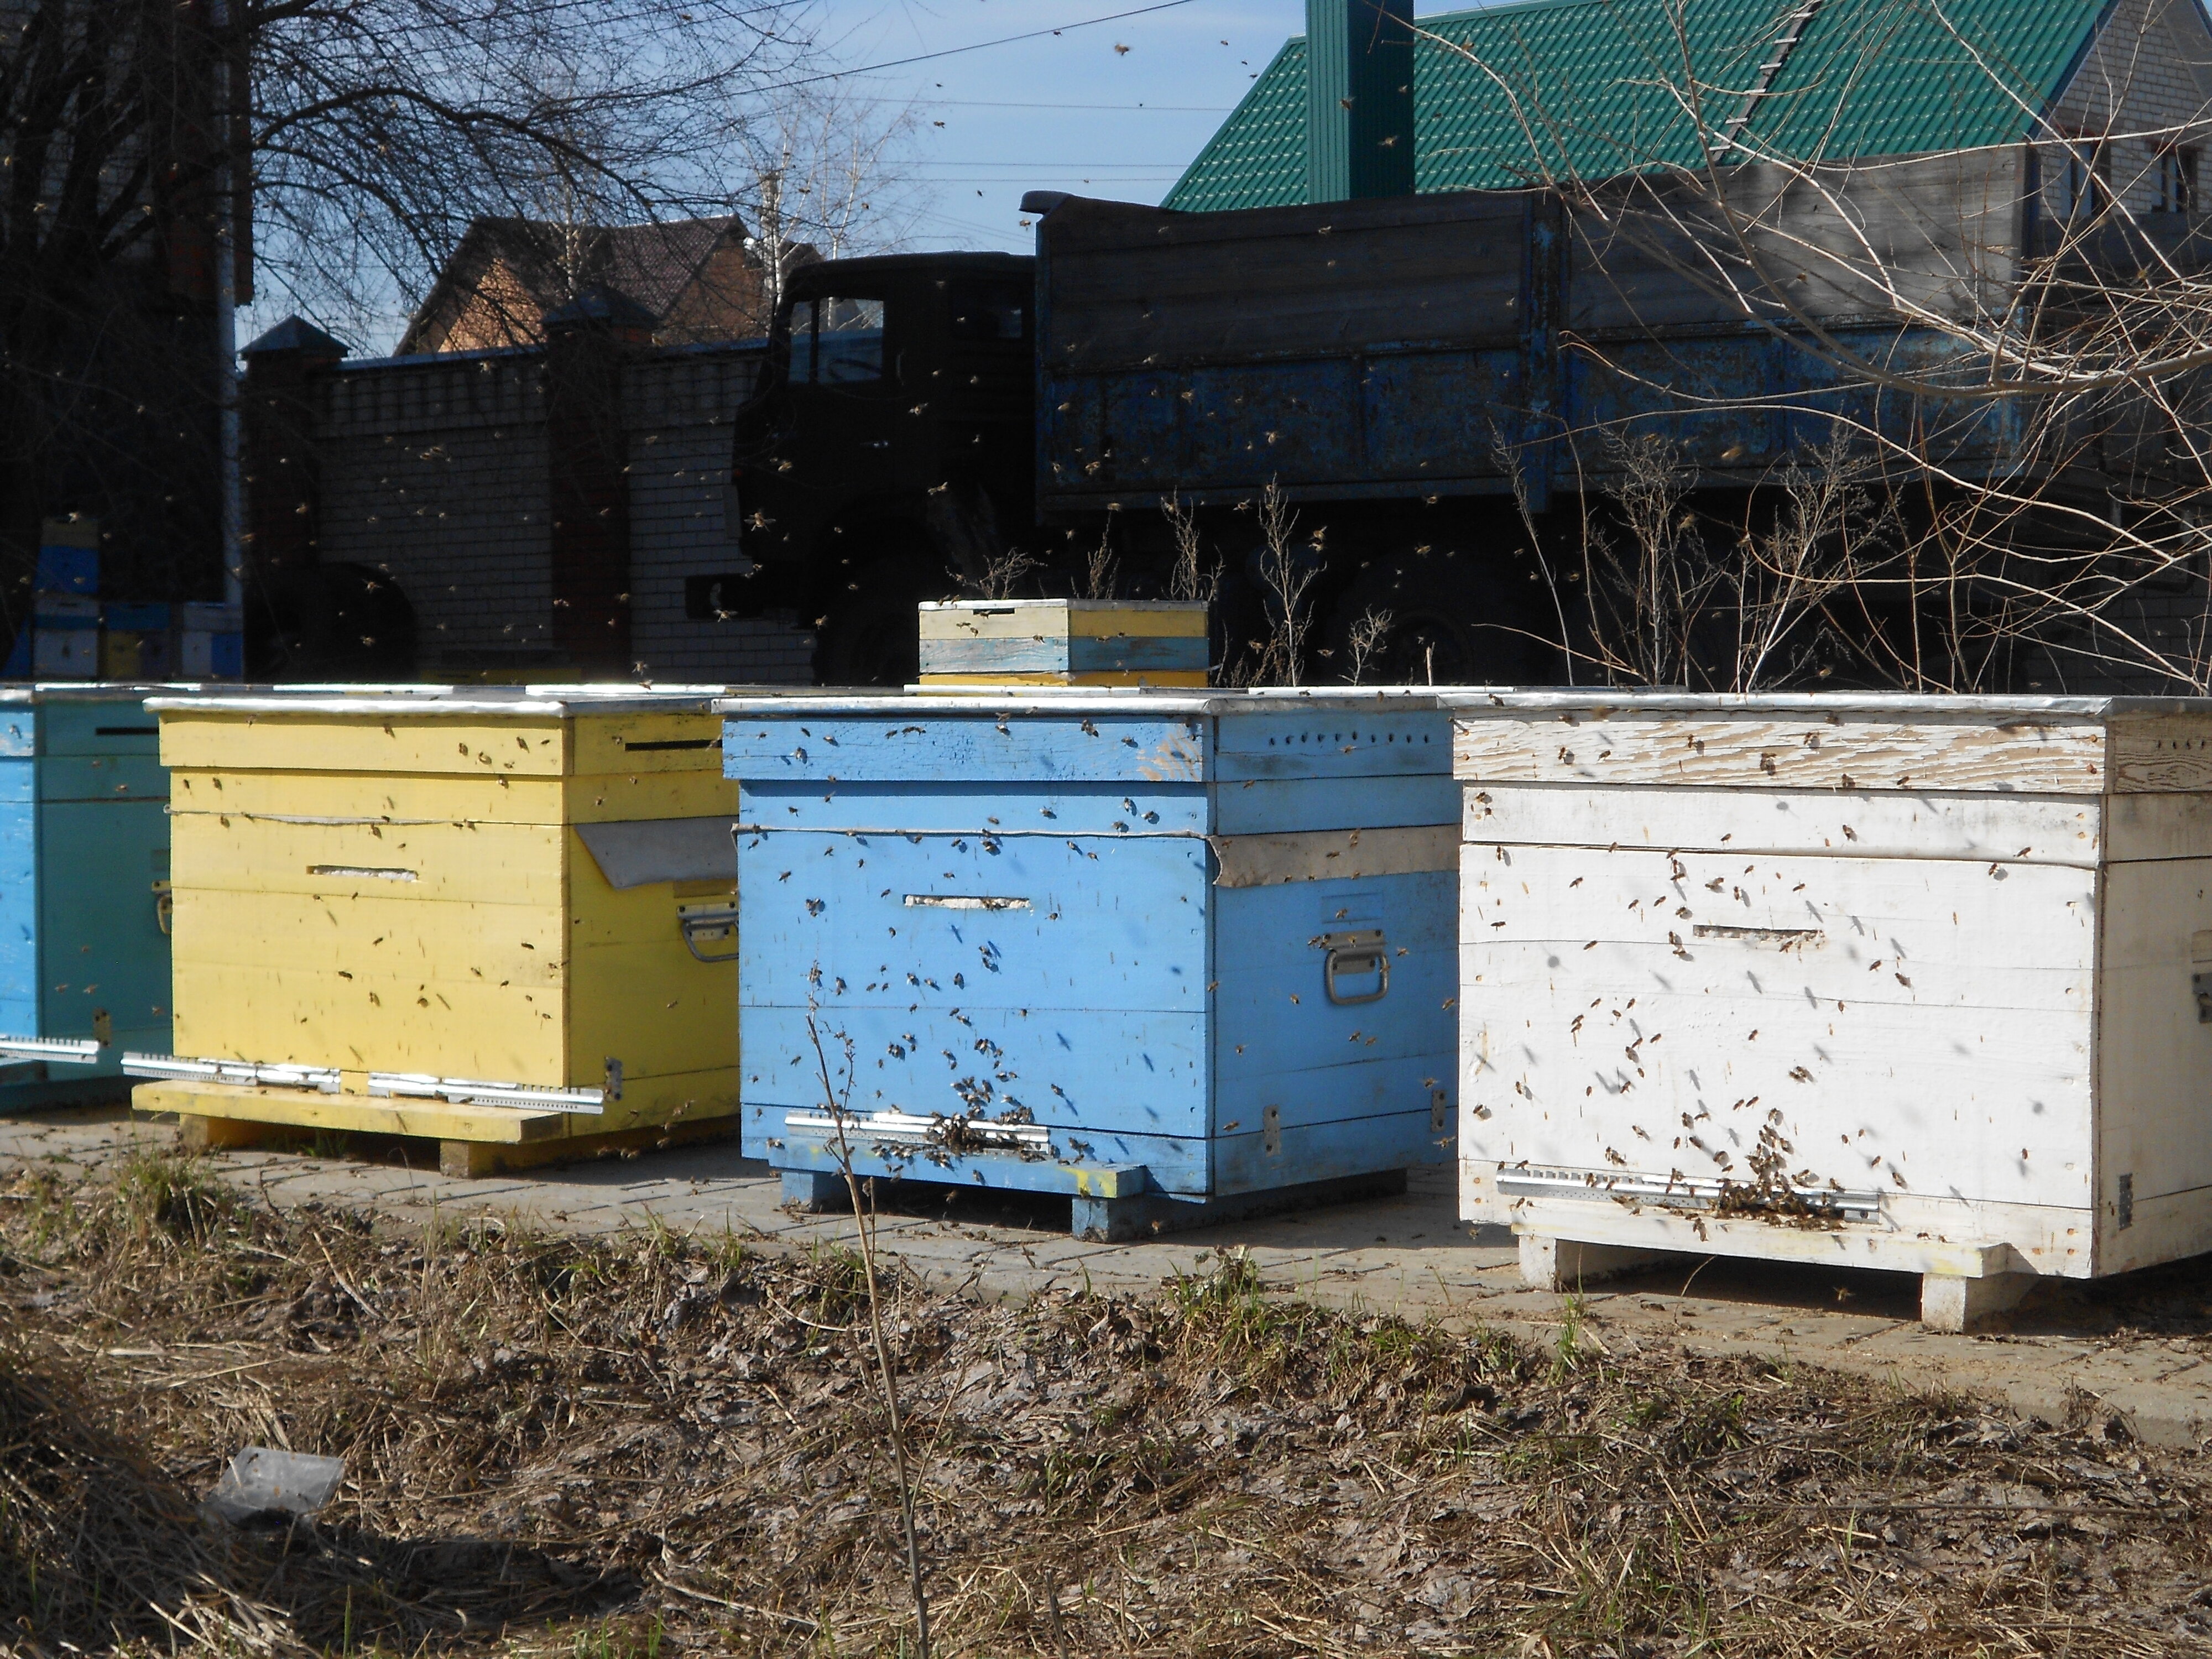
left=132, top=687, right=742, bottom=1175
left=916, top=599, right=1208, bottom=687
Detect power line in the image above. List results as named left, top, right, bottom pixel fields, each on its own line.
left=896, top=97, right=1233, bottom=111
left=912, top=160, right=1188, bottom=168
left=755, top=1, right=1199, bottom=95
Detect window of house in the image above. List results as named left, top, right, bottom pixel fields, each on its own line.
left=789, top=295, right=886, bottom=384
left=2056, top=136, right=2112, bottom=220
left=2157, top=145, right=2199, bottom=213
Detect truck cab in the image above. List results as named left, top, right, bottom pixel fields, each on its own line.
left=728, top=252, right=1035, bottom=684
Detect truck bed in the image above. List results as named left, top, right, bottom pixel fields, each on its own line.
left=1032, top=163, right=2171, bottom=515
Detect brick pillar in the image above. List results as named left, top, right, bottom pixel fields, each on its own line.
left=240, top=317, right=346, bottom=580
left=544, top=286, right=654, bottom=675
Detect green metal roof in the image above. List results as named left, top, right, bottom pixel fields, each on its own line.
left=1165, top=0, right=2114, bottom=212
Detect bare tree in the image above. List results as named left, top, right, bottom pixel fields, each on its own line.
left=0, top=0, right=877, bottom=612
left=1079, top=523, right=1119, bottom=601
left=1579, top=432, right=1721, bottom=687
left=962, top=543, right=1041, bottom=602
left=1727, top=440, right=1888, bottom=692
left=1415, top=0, right=2212, bottom=696
left=802, top=988, right=931, bottom=1658
left=754, top=81, right=928, bottom=273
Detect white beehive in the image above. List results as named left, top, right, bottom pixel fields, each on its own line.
left=1449, top=692, right=2212, bottom=1329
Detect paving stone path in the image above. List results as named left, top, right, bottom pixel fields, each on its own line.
left=10, top=1106, right=2212, bottom=1447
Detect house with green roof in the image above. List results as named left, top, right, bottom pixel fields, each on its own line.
left=1168, top=0, right=2212, bottom=225
left=1005, top=0, right=2212, bottom=692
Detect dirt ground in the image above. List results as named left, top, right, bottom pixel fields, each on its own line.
left=6, top=1149, right=2212, bottom=1658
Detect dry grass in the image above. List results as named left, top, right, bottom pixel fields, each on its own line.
left=4, top=1150, right=2212, bottom=1656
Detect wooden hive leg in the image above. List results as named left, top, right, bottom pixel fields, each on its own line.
left=1519, top=1234, right=1668, bottom=1291
left=1920, top=1271, right=2034, bottom=1334
left=1071, top=1192, right=1149, bottom=1243
left=181, top=1115, right=278, bottom=1154
left=781, top=1170, right=849, bottom=1213
left=440, top=1140, right=510, bottom=1180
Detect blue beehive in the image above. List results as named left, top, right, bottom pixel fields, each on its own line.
left=719, top=690, right=1459, bottom=1238
left=0, top=686, right=174, bottom=1104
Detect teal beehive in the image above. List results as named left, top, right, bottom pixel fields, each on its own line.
left=720, top=688, right=1461, bottom=1239
left=0, top=686, right=176, bottom=1103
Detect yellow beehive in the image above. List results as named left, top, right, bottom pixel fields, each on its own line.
left=132, top=688, right=742, bottom=1174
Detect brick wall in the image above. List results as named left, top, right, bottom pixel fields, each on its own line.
left=2042, top=0, right=2212, bottom=216
left=316, top=349, right=555, bottom=669
left=270, top=335, right=813, bottom=681
left=623, top=346, right=814, bottom=683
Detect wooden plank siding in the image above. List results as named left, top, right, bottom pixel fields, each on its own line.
left=0, top=692, right=180, bottom=1093
left=723, top=692, right=1463, bottom=1213
left=150, top=692, right=740, bottom=1144
left=1449, top=691, right=2212, bottom=1285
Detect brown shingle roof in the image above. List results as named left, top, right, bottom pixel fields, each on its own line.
left=399, top=216, right=802, bottom=354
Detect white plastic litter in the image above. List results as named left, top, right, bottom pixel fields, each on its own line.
left=204, top=1447, right=346, bottom=1524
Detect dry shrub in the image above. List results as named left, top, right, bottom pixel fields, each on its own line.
left=6, top=1160, right=2212, bottom=1656
left=0, top=1331, right=294, bottom=1656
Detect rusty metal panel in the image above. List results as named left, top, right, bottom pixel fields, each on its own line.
left=1359, top=349, right=1520, bottom=485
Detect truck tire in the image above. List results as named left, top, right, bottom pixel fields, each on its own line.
left=813, top=557, right=938, bottom=686
left=1323, top=550, right=1562, bottom=686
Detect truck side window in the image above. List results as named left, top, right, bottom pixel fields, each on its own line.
left=791, top=295, right=887, bottom=384
left=947, top=282, right=1028, bottom=342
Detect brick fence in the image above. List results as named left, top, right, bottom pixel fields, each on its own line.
left=239, top=311, right=2210, bottom=696
left=243, top=312, right=813, bottom=683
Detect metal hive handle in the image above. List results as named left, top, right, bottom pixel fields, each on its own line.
left=1319, top=928, right=1389, bottom=1005
left=679, top=901, right=740, bottom=963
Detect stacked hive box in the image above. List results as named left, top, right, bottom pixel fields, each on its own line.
left=1450, top=691, right=2212, bottom=1330
left=917, top=599, right=1208, bottom=687
left=719, top=689, right=1458, bottom=1238
left=0, top=686, right=178, bottom=1104
left=132, top=688, right=744, bottom=1175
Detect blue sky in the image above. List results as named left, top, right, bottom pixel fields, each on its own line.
left=267, top=2, right=1402, bottom=348
left=810, top=1, right=1300, bottom=252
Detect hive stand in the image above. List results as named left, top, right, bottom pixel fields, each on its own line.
left=780, top=1165, right=1408, bottom=1241
left=168, top=1089, right=737, bottom=1176
left=0, top=687, right=178, bottom=1109
left=1515, top=1232, right=2041, bottom=1333
left=725, top=691, right=1460, bottom=1244
left=1917, top=1271, right=2036, bottom=1333
left=0, top=1066, right=137, bottom=1114
left=140, top=688, right=744, bottom=1175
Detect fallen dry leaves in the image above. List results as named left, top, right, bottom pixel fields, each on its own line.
left=4, top=1148, right=2211, bottom=1657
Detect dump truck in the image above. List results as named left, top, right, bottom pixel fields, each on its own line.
left=725, top=172, right=2090, bottom=686
left=721, top=2, right=2183, bottom=686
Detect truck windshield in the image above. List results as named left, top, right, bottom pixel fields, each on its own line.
left=791, top=295, right=886, bottom=384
